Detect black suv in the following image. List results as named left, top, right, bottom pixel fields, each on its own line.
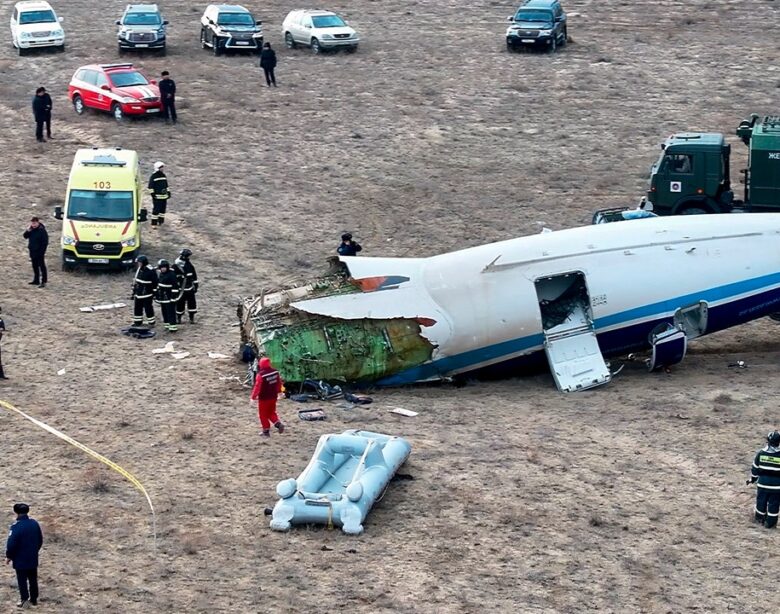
left=200, top=4, right=263, bottom=55
left=506, top=0, right=567, bottom=52
left=116, top=4, right=168, bottom=54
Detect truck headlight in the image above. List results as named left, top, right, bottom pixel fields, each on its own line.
left=62, top=235, right=77, bottom=246
left=121, top=237, right=137, bottom=248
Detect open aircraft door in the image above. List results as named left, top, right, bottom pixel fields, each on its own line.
left=535, top=272, right=611, bottom=392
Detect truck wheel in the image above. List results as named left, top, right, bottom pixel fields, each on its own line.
left=72, top=94, right=85, bottom=115
left=680, top=206, right=708, bottom=215
left=285, top=32, right=295, bottom=49
left=62, top=252, right=74, bottom=272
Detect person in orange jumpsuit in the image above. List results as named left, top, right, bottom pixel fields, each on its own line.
left=250, top=357, right=285, bottom=437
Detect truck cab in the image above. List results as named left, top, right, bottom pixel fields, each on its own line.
left=55, top=147, right=147, bottom=270
left=646, top=132, right=733, bottom=215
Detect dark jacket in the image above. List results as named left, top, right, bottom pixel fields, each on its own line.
left=156, top=269, right=179, bottom=303
left=5, top=515, right=43, bottom=570
left=148, top=171, right=170, bottom=200
left=159, top=78, right=176, bottom=100
left=752, top=445, right=780, bottom=489
left=251, top=366, right=283, bottom=401
left=179, top=259, right=198, bottom=292
left=32, top=93, right=52, bottom=120
left=133, top=265, right=158, bottom=300
left=337, top=240, right=362, bottom=257
left=259, top=48, right=277, bottom=69
left=23, top=224, right=49, bottom=256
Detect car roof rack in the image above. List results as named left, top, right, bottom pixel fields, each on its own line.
left=99, top=63, right=134, bottom=70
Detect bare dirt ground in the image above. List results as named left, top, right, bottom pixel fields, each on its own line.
left=2, top=0, right=780, bottom=611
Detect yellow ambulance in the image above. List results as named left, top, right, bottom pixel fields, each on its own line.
left=55, top=147, right=148, bottom=270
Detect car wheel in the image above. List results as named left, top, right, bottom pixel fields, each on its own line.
left=200, top=28, right=207, bottom=49
left=158, top=46, right=167, bottom=56
left=72, top=95, right=85, bottom=115
left=18, top=46, right=26, bottom=56
left=561, top=28, right=568, bottom=45
left=311, top=38, right=321, bottom=54
left=118, top=45, right=125, bottom=56
left=345, top=45, right=357, bottom=54
left=213, top=35, right=222, bottom=56
left=285, top=32, right=295, bottom=49
left=111, top=102, right=124, bottom=122
left=549, top=36, right=557, bottom=53
left=58, top=43, right=65, bottom=53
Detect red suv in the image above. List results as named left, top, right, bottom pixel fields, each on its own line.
left=68, top=63, right=162, bottom=121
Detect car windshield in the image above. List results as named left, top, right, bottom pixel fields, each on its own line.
left=19, top=10, right=56, bottom=24
left=515, top=9, right=553, bottom=23
left=217, top=12, right=254, bottom=25
left=312, top=15, right=346, bottom=28
left=68, top=190, right=134, bottom=222
left=124, top=12, right=161, bottom=25
left=108, top=71, right=149, bottom=87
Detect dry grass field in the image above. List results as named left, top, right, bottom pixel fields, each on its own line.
left=2, top=0, right=780, bottom=611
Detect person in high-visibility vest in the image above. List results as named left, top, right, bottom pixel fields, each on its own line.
left=749, top=430, right=780, bottom=528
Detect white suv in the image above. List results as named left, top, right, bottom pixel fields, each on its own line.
left=282, top=10, right=358, bottom=54
left=10, top=0, right=64, bottom=55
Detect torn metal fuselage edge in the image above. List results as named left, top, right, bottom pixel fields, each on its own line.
left=239, top=214, right=780, bottom=391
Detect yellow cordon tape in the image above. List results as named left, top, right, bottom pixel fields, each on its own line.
left=0, top=399, right=156, bottom=544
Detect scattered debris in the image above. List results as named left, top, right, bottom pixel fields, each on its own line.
left=390, top=407, right=418, bottom=417
left=392, top=473, right=415, bottom=481
left=344, top=392, right=373, bottom=405
left=152, top=341, right=177, bottom=354
left=171, top=352, right=190, bottom=360
left=56, top=368, right=66, bottom=376
left=219, top=376, right=241, bottom=382
left=298, top=408, right=327, bottom=421
left=80, top=302, right=127, bottom=313
left=674, top=413, right=690, bottom=420
left=728, top=361, right=748, bottom=369
left=121, top=327, right=156, bottom=339
left=208, top=352, right=230, bottom=359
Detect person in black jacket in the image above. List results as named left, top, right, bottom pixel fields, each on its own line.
left=23, top=217, right=48, bottom=288
left=175, top=248, right=199, bottom=324
left=132, top=255, right=158, bottom=326
left=159, top=70, right=177, bottom=124
left=148, top=161, right=170, bottom=226
left=5, top=503, right=43, bottom=608
left=259, top=42, right=277, bottom=87
left=337, top=232, right=362, bottom=257
left=31, top=87, right=52, bottom=142
left=155, top=259, right=180, bottom=332
left=750, top=430, right=780, bottom=528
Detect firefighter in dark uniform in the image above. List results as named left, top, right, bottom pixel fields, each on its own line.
left=156, top=259, right=180, bottom=332
left=175, top=248, right=199, bottom=324
left=132, top=255, right=158, bottom=327
left=148, top=161, right=170, bottom=227
left=749, top=430, right=780, bottom=528
left=337, top=232, right=362, bottom=256
left=0, top=306, right=7, bottom=380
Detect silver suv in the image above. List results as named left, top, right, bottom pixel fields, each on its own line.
left=116, top=4, right=167, bottom=54
left=282, top=9, right=358, bottom=54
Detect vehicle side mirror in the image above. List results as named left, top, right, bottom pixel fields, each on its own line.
left=255, top=19, right=262, bottom=25
left=150, top=79, right=157, bottom=84
left=115, top=19, right=121, bottom=25
left=139, top=209, right=148, bottom=222
left=507, top=16, right=513, bottom=21
left=163, top=20, right=169, bottom=25
left=54, top=206, right=63, bottom=220
left=555, top=16, right=563, bottom=21
left=100, top=84, right=110, bottom=91
left=208, top=18, right=215, bottom=25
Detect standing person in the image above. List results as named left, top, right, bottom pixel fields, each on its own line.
left=159, top=70, right=177, bottom=124
left=250, top=357, right=285, bottom=437
left=23, top=217, right=48, bottom=288
left=131, top=255, right=157, bottom=327
left=0, top=306, right=7, bottom=380
left=337, top=232, right=362, bottom=256
left=175, top=248, right=199, bottom=324
left=749, top=430, right=780, bottom=528
left=5, top=503, right=43, bottom=608
left=148, top=161, right=170, bottom=227
left=31, top=87, right=52, bottom=142
left=155, top=259, right=180, bottom=332
left=259, top=42, right=277, bottom=87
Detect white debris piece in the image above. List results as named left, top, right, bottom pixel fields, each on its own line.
left=389, top=407, right=418, bottom=417
left=208, top=352, right=229, bottom=359
left=80, top=302, right=127, bottom=313
left=152, top=341, right=177, bottom=355
left=171, top=352, right=190, bottom=360
left=56, top=368, right=66, bottom=376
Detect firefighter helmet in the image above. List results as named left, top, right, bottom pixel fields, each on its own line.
left=179, top=248, right=192, bottom=259
left=158, top=259, right=170, bottom=269
left=768, top=431, right=780, bottom=447
left=136, top=255, right=148, bottom=265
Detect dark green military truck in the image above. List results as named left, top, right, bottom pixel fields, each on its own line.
left=646, top=114, right=780, bottom=215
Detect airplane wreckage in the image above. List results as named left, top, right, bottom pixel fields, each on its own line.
left=239, top=214, right=780, bottom=392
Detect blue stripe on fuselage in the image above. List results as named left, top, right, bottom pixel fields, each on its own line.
left=377, top=273, right=780, bottom=386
